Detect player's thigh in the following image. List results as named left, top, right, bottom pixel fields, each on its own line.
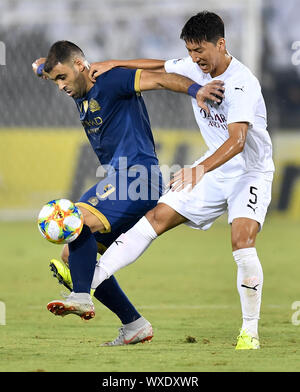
left=75, top=182, right=112, bottom=234
left=79, top=206, right=106, bottom=233
left=227, top=172, right=272, bottom=250
left=156, top=171, right=227, bottom=232
left=76, top=169, right=162, bottom=235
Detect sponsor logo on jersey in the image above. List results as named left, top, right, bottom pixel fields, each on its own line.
left=82, top=116, right=103, bottom=129
left=199, top=108, right=227, bottom=130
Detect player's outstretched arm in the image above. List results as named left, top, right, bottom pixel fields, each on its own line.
left=169, top=122, right=249, bottom=191
left=89, top=59, right=165, bottom=82
left=139, top=70, right=224, bottom=113
left=32, top=57, right=48, bottom=79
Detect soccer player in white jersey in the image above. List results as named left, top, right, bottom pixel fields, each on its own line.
left=88, top=11, right=275, bottom=349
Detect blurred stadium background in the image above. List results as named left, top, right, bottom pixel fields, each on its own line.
left=0, top=0, right=300, bottom=221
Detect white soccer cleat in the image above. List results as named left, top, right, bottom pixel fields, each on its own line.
left=47, top=292, right=95, bottom=321
left=101, top=320, right=153, bottom=346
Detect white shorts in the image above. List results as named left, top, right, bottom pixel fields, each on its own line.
left=158, top=171, right=273, bottom=231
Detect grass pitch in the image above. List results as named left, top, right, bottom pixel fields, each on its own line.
left=0, top=215, right=300, bottom=372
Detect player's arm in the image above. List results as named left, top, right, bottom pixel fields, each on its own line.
left=170, top=122, right=249, bottom=191
left=138, top=69, right=224, bottom=113
left=89, top=59, right=166, bottom=82
left=198, top=121, right=248, bottom=173
left=32, top=57, right=48, bottom=79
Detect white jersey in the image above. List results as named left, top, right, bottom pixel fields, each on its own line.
left=165, top=56, right=275, bottom=178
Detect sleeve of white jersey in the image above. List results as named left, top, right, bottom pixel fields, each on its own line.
left=226, top=78, right=259, bottom=127
left=164, top=57, right=191, bottom=77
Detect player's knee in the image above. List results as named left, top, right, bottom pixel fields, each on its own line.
left=231, top=230, right=257, bottom=251
left=145, top=208, right=160, bottom=233
left=231, top=219, right=259, bottom=251
left=145, top=206, right=167, bottom=235
left=145, top=203, right=186, bottom=236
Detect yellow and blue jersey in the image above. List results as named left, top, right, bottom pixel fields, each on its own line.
left=73, top=67, right=163, bottom=246
left=74, top=67, right=159, bottom=170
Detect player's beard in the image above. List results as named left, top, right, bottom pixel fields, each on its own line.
left=72, top=71, right=88, bottom=99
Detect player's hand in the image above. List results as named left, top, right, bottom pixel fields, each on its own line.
left=167, top=165, right=205, bottom=192
left=89, top=61, right=116, bottom=82
left=32, top=57, right=48, bottom=79
left=196, top=80, right=225, bottom=114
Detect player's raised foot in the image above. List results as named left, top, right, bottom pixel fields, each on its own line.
left=49, top=259, right=95, bottom=296
left=235, top=329, right=260, bottom=350
left=101, top=318, right=153, bottom=346
left=49, top=259, right=73, bottom=291
left=47, top=292, right=95, bottom=320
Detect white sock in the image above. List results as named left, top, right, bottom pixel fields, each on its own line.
left=68, top=292, right=93, bottom=303
left=91, top=217, right=157, bottom=289
left=233, top=247, right=263, bottom=338
left=124, top=316, right=148, bottom=330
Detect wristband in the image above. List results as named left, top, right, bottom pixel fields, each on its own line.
left=37, top=63, right=45, bottom=76
left=188, top=83, right=202, bottom=98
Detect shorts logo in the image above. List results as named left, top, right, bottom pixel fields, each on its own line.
left=247, top=204, right=258, bottom=214
left=89, top=99, right=101, bottom=113
left=96, top=184, right=116, bottom=200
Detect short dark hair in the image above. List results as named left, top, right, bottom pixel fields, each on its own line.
left=180, top=11, right=225, bottom=45
left=44, top=40, right=85, bottom=73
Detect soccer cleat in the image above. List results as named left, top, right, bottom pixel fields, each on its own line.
left=101, top=321, right=153, bottom=346
left=49, top=259, right=95, bottom=296
left=47, top=292, right=95, bottom=321
left=50, top=259, right=73, bottom=291
left=235, top=329, right=260, bottom=350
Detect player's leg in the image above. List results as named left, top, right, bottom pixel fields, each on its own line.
left=68, top=206, right=103, bottom=292
left=47, top=206, right=102, bottom=319
left=91, top=202, right=187, bottom=288
left=95, top=276, right=153, bottom=346
left=227, top=172, right=272, bottom=349
left=231, top=217, right=262, bottom=348
left=92, top=171, right=226, bottom=289
left=48, top=170, right=160, bottom=343
left=55, top=239, right=146, bottom=323
left=51, top=242, right=153, bottom=344
left=47, top=182, right=111, bottom=319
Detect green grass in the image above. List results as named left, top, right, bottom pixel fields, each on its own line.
left=0, top=215, right=300, bottom=372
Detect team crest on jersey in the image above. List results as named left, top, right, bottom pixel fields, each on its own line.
left=89, top=99, right=101, bottom=113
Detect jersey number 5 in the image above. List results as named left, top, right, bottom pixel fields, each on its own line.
left=247, top=186, right=258, bottom=213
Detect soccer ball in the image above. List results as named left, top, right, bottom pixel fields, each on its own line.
left=37, top=199, right=84, bottom=244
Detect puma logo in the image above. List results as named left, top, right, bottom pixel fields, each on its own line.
left=241, top=284, right=260, bottom=291
left=247, top=204, right=258, bottom=213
